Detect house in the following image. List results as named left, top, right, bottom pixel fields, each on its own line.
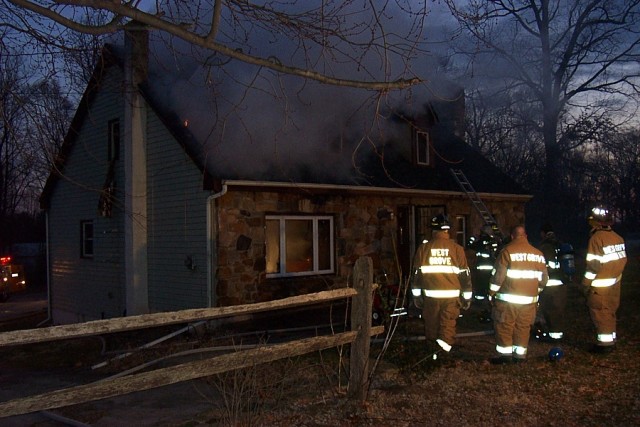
left=39, top=26, right=530, bottom=324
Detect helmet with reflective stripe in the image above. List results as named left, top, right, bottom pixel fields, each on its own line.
left=430, top=213, right=451, bottom=231
left=587, top=206, right=612, bottom=227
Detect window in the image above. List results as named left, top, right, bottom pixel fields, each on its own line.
left=415, top=130, right=430, bottom=166
left=81, top=220, right=94, bottom=258
left=108, top=119, right=120, bottom=161
left=265, top=215, right=334, bottom=277
left=455, top=215, right=467, bottom=247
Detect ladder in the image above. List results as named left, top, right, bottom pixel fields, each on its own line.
left=450, top=168, right=504, bottom=239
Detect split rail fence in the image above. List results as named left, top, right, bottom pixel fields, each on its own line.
left=0, top=257, right=383, bottom=418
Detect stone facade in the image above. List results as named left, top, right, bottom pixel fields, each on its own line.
left=214, top=188, right=526, bottom=306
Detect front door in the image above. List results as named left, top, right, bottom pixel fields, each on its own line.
left=396, top=204, right=446, bottom=281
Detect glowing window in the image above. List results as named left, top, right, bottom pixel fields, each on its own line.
left=265, top=215, right=334, bottom=277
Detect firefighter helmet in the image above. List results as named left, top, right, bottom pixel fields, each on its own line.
left=587, top=206, right=612, bottom=227
left=548, top=347, right=564, bottom=362
left=481, top=224, right=494, bottom=236
left=430, top=214, right=451, bottom=231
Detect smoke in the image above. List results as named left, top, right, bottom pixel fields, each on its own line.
left=138, top=1, right=462, bottom=180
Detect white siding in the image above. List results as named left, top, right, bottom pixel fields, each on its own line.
left=145, top=110, right=210, bottom=310
left=48, top=68, right=126, bottom=323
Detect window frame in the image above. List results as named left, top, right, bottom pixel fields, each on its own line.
left=265, top=215, right=335, bottom=278
left=455, top=215, right=467, bottom=247
left=415, top=130, right=431, bottom=166
left=80, top=220, right=94, bottom=259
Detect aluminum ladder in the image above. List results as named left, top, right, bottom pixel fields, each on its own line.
left=450, top=168, right=504, bottom=240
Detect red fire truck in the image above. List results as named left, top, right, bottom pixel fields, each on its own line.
left=1, top=255, right=27, bottom=302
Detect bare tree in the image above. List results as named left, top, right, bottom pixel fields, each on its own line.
left=585, top=129, right=640, bottom=229
left=0, top=39, right=71, bottom=248
left=465, top=87, right=545, bottom=189
left=1, top=46, right=31, bottom=247
left=444, top=0, right=640, bottom=213
left=23, top=79, right=74, bottom=194
left=2, top=0, right=435, bottom=91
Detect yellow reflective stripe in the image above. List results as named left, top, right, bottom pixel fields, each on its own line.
left=495, top=293, right=538, bottom=304
left=411, top=289, right=422, bottom=297
left=597, top=333, right=615, bottom=343
left=476, top=265, right=493, bottom=270
left=489, top=284, right=501, bottom=292
left=496, top=345, right=512, bottom=355
left=420, top=265, right=462, bottom=274
left=546, top=279, right=564, bottom=287
left=462, top=291, right=473, bottom=300
left=586, top=253, right=600, bottom=262
left=424, top=289, right=460, bottom=298
left=547, top=261, right=560, bottom=269
left=506, top=269, right=543, bottom=280
left=513, top=346, right=527, bottom=356
left=584, top=271, right=596, bottom=280
left=591, top=277, right=618, bottom=287
left=587, top=251, right=627, bottom=263
left=436, top=339, right=452, bottom=352
left=601, top=251, right=626, bottom=263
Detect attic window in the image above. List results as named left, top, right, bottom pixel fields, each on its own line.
left=415, top=130, right=431, bottom=166
left=265, top=215, right=334, bottom=278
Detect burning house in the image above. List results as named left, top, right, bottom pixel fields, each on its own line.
left=39, top=25, right=529, bottom=324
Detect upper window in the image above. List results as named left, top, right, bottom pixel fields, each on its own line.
left=108, top=119, right=120, bottom=161
left=415, top=130, right=430, bottom=166
left=265, top=215, right=334, bottom=278
left=81, top=220, right=94, bottom=258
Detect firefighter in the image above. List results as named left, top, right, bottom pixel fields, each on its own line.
left=468, top=225, right=500, bottom=300
left=582, top=207, right=627, bottom=354
left=489, top=225, right=548, bottom=364
left=411, top=214, right=472, bottom=360
left=536, top=223, right=568, bottom=342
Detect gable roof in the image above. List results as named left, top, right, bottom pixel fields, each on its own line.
left=40, top=42, right=529, bottom=209
left=40, top=46, right=121, bottom=209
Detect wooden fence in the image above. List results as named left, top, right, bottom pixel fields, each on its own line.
left=0, top=257, right=383, bottom=418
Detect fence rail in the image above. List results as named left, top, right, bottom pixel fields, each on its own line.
left=0, top=256, right=380, bottom=418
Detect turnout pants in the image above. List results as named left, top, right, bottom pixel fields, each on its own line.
left=587, top=282, right=620, bottom=347
left=538, top=285, right=567, bottom=336
left=492, top=300, right=537, bottom=359
left=422, top=297, right=461, bottom=350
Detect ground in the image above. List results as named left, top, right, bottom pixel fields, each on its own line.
left=0, top=258, right=639, bottom=426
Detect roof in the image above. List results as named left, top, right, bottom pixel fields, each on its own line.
left=40, top=40, right=529, bottom=209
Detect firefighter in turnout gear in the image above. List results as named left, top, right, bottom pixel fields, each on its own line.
left=467, top=224, right=501, bottom=300
left=536, top=223, right=568, bottom=342
left=411, top=214, right=472, bottom=360
left=489, top=225, right=548, bottom=364
left=583, top=207, right=627, bottom=354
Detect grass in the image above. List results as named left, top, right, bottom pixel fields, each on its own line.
left=1, top=258, right=638, bottom=426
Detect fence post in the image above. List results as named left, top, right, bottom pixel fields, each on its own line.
left=348, top=256, right=373, bottom=401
